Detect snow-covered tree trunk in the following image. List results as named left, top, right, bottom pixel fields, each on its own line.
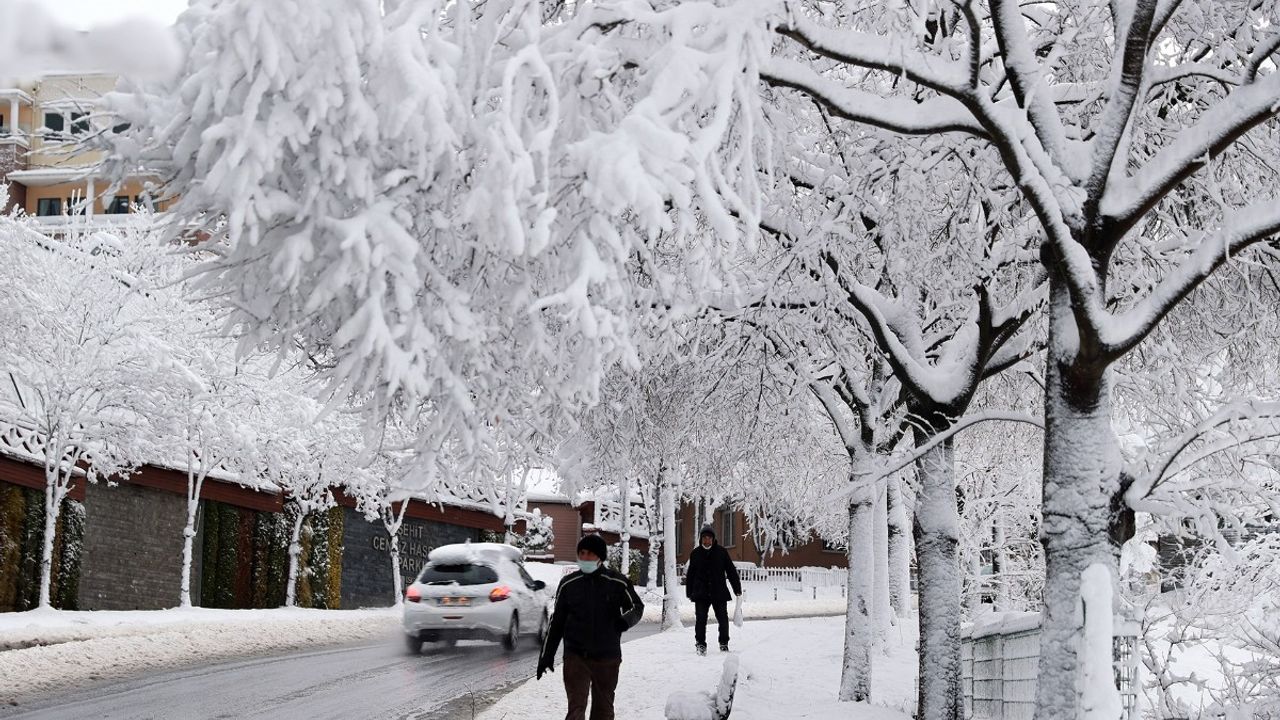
left=180, top=448, right=210, bottom=609
left=389, top=532, right=404, bottom=605
left=886, top=474, right=911, bottom=618
left=284, top=511, right=306, bottom=608
left=914, top=433, right=962, bottom=720
left=872, top=479, right=892, bottom=643
left=620, top=474, right=631, bottom=577
left=840, top=487, right=875, bottom=702
left=37, top=463, right=67, bottom=610
left=661, top=468, right=683, bottom=630
left=1079, top=564, right=1122, bottom=720
left=1036, top=279, right=1124, bottom=718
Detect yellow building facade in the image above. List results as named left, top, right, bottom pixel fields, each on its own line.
left=1, top=73, right=163, bottom=223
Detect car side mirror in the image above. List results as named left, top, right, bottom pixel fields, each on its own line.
left=531, top=580, right=546, bottom=591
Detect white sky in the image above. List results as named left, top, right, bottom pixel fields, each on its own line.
left=43, top=0, right=187, bottom=30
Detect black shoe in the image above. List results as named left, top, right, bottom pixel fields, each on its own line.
left=696, top=643, right=707, bottom=656
left=719, top=643, right=729, bottom=652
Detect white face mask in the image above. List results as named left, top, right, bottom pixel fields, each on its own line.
left=577, top=559, right=601, bottom=574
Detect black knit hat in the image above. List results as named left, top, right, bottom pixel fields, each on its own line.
left=700, top=525, right=716, bottom=541
left=577, top=534, right=608, bottom=561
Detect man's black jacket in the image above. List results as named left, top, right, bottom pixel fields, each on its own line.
left=684, top=543, right=742, bottom=603
left=540, top=566, right=643, bottom=663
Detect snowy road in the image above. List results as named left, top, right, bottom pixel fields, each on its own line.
left=1, top=626, right=659, bottom=720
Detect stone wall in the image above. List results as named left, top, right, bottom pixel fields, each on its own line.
left=339, top=507, right=479, bottom=609
left=78, top=481, right=187, bottom=610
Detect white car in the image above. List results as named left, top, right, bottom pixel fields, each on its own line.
left=402, top=542, right=552, bottom=654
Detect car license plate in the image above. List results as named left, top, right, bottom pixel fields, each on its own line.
left=439, top=596, right=471, bottom=607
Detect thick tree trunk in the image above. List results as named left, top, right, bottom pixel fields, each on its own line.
left=284, top=513, right=305, bottom=608
left=886, top=474, right=911, bottom=618
left=914, top=433, right=963, bottom=720
left=872, top=479, right=892, bottom=643
left=660, top=468, right=682, bottom=630
left=1036, top=278, right=1123, bottom=718
left=839, top=490, right=875, bottom=702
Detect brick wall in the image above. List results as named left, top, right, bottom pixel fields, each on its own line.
left=78, top=481, right=188, bottom=610
left=339, top=507, right=479, bottom=609
left=529, top=501, right=583, bottom=563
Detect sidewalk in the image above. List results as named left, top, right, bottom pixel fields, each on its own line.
left=479, top=614, right=917, bottom=720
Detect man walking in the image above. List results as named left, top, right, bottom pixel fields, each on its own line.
left=684, top=525, right=742, bottom=655
left=537, top=534, right=644, bottom=720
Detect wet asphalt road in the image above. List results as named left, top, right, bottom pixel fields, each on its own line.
left=1, top=625, right=659, bottom=720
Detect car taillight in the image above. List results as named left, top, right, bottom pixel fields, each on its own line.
left=489, top=586, right=511, bottom=602
left=406, top=586, right=422, bottom=603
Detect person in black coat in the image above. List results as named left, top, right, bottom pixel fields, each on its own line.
left=537, top=534, right=643, bottom=720
left=684, top=525, right=742, bottom=654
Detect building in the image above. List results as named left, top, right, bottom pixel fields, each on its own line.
left=672, top=501, right=848, bottom=570
left=1, top=72, right=164, bottom=224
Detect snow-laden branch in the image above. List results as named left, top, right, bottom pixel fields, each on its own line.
left=819, top=410, right=1044, bottom=506
left=1086, top=0, right=1159, bottom=220
left=1125, top=399, right=1280, bottom=508
left=762, top=58, right=987, bottom=137
left=989, top=0, right=1076, bottom=177
left=1102, top=70, right=1280, bottom=233
left=774, top=7, right=970, bottom=95
left=1102, top=199, right=1280, bottom=357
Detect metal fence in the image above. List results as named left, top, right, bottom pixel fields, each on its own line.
left=677, top=564, right=846, bottom=591
left=960, top=613, right=1140, bottom=720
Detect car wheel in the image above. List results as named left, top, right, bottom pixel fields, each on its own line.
left=502, top=612, right=519, bottom=652
left=405, top=633, right=423, bottom=655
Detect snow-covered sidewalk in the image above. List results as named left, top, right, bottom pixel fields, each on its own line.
left=479, top=615, right=917, bottom=720
left=0, top=606, right=398, bottom=704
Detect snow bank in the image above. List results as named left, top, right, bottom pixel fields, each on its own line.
left=0, top=607, right=397, bottom=704
left=480, top=614, right=918, bottom=720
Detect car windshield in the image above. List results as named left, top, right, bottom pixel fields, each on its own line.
left=418, top=563, right=499, bottom=586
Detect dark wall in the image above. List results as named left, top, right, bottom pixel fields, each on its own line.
left=79, top=481, right=187, bottom=610
left=339, top=507, right=478, bottom=609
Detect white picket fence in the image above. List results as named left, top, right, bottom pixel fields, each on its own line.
left=960, top=612, right=1140, bottom=720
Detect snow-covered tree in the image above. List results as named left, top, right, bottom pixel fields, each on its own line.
left=0, top=218, right=184, bottom=609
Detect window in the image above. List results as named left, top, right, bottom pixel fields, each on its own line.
left=416, top=563, right=499, bottom=586
left=106, top=196, right=131, bottom=215
left=36, top=198, right=62, bottom=216
left=721, top=509, right=736, bottom=548
left=70, top=112, right=90, bottom=136
left=43, top=112, right=64, bottom=134
left=0, top=112, right=6, bottom=132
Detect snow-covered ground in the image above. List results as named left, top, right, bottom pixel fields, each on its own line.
left=0, top=606, right=399, bottom=704
left=479, top=614, right=917, bottom=720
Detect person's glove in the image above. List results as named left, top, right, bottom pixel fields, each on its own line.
left=537, top=655, right=554, bottom=680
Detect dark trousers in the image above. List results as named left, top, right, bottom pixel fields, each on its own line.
left=694, top=599, right=730, bottom=646
left=563, top=651, right=622, bottom=720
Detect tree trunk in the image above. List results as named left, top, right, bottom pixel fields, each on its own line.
left=914, top=432, right=963, bottom=720
left=389, top=532, right=404, bottom=605
left=37, top=467, right=64, bottom=610
left=886, top=474, right=911, bottom=618
left=180, top=464, right=207, bottom=609
left=1036, top=277, right=1124, bottom=718
left=284, top=512, right=305, bottom=608
left=620, top=475, right=631, bottom=577
left=179, top=495, right=199, bottom=608
left=872, top=478, right=893, bottom=643
left=840, top=491, right=875, bottom=702
left=660, top=467, right=682, bottom=630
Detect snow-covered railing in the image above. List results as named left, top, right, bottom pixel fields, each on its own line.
left=960, top=612, right=1139, bottom=720
left=593, top=497, right=650, bottom=539
left=0, top=414, right=47, bottom=463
